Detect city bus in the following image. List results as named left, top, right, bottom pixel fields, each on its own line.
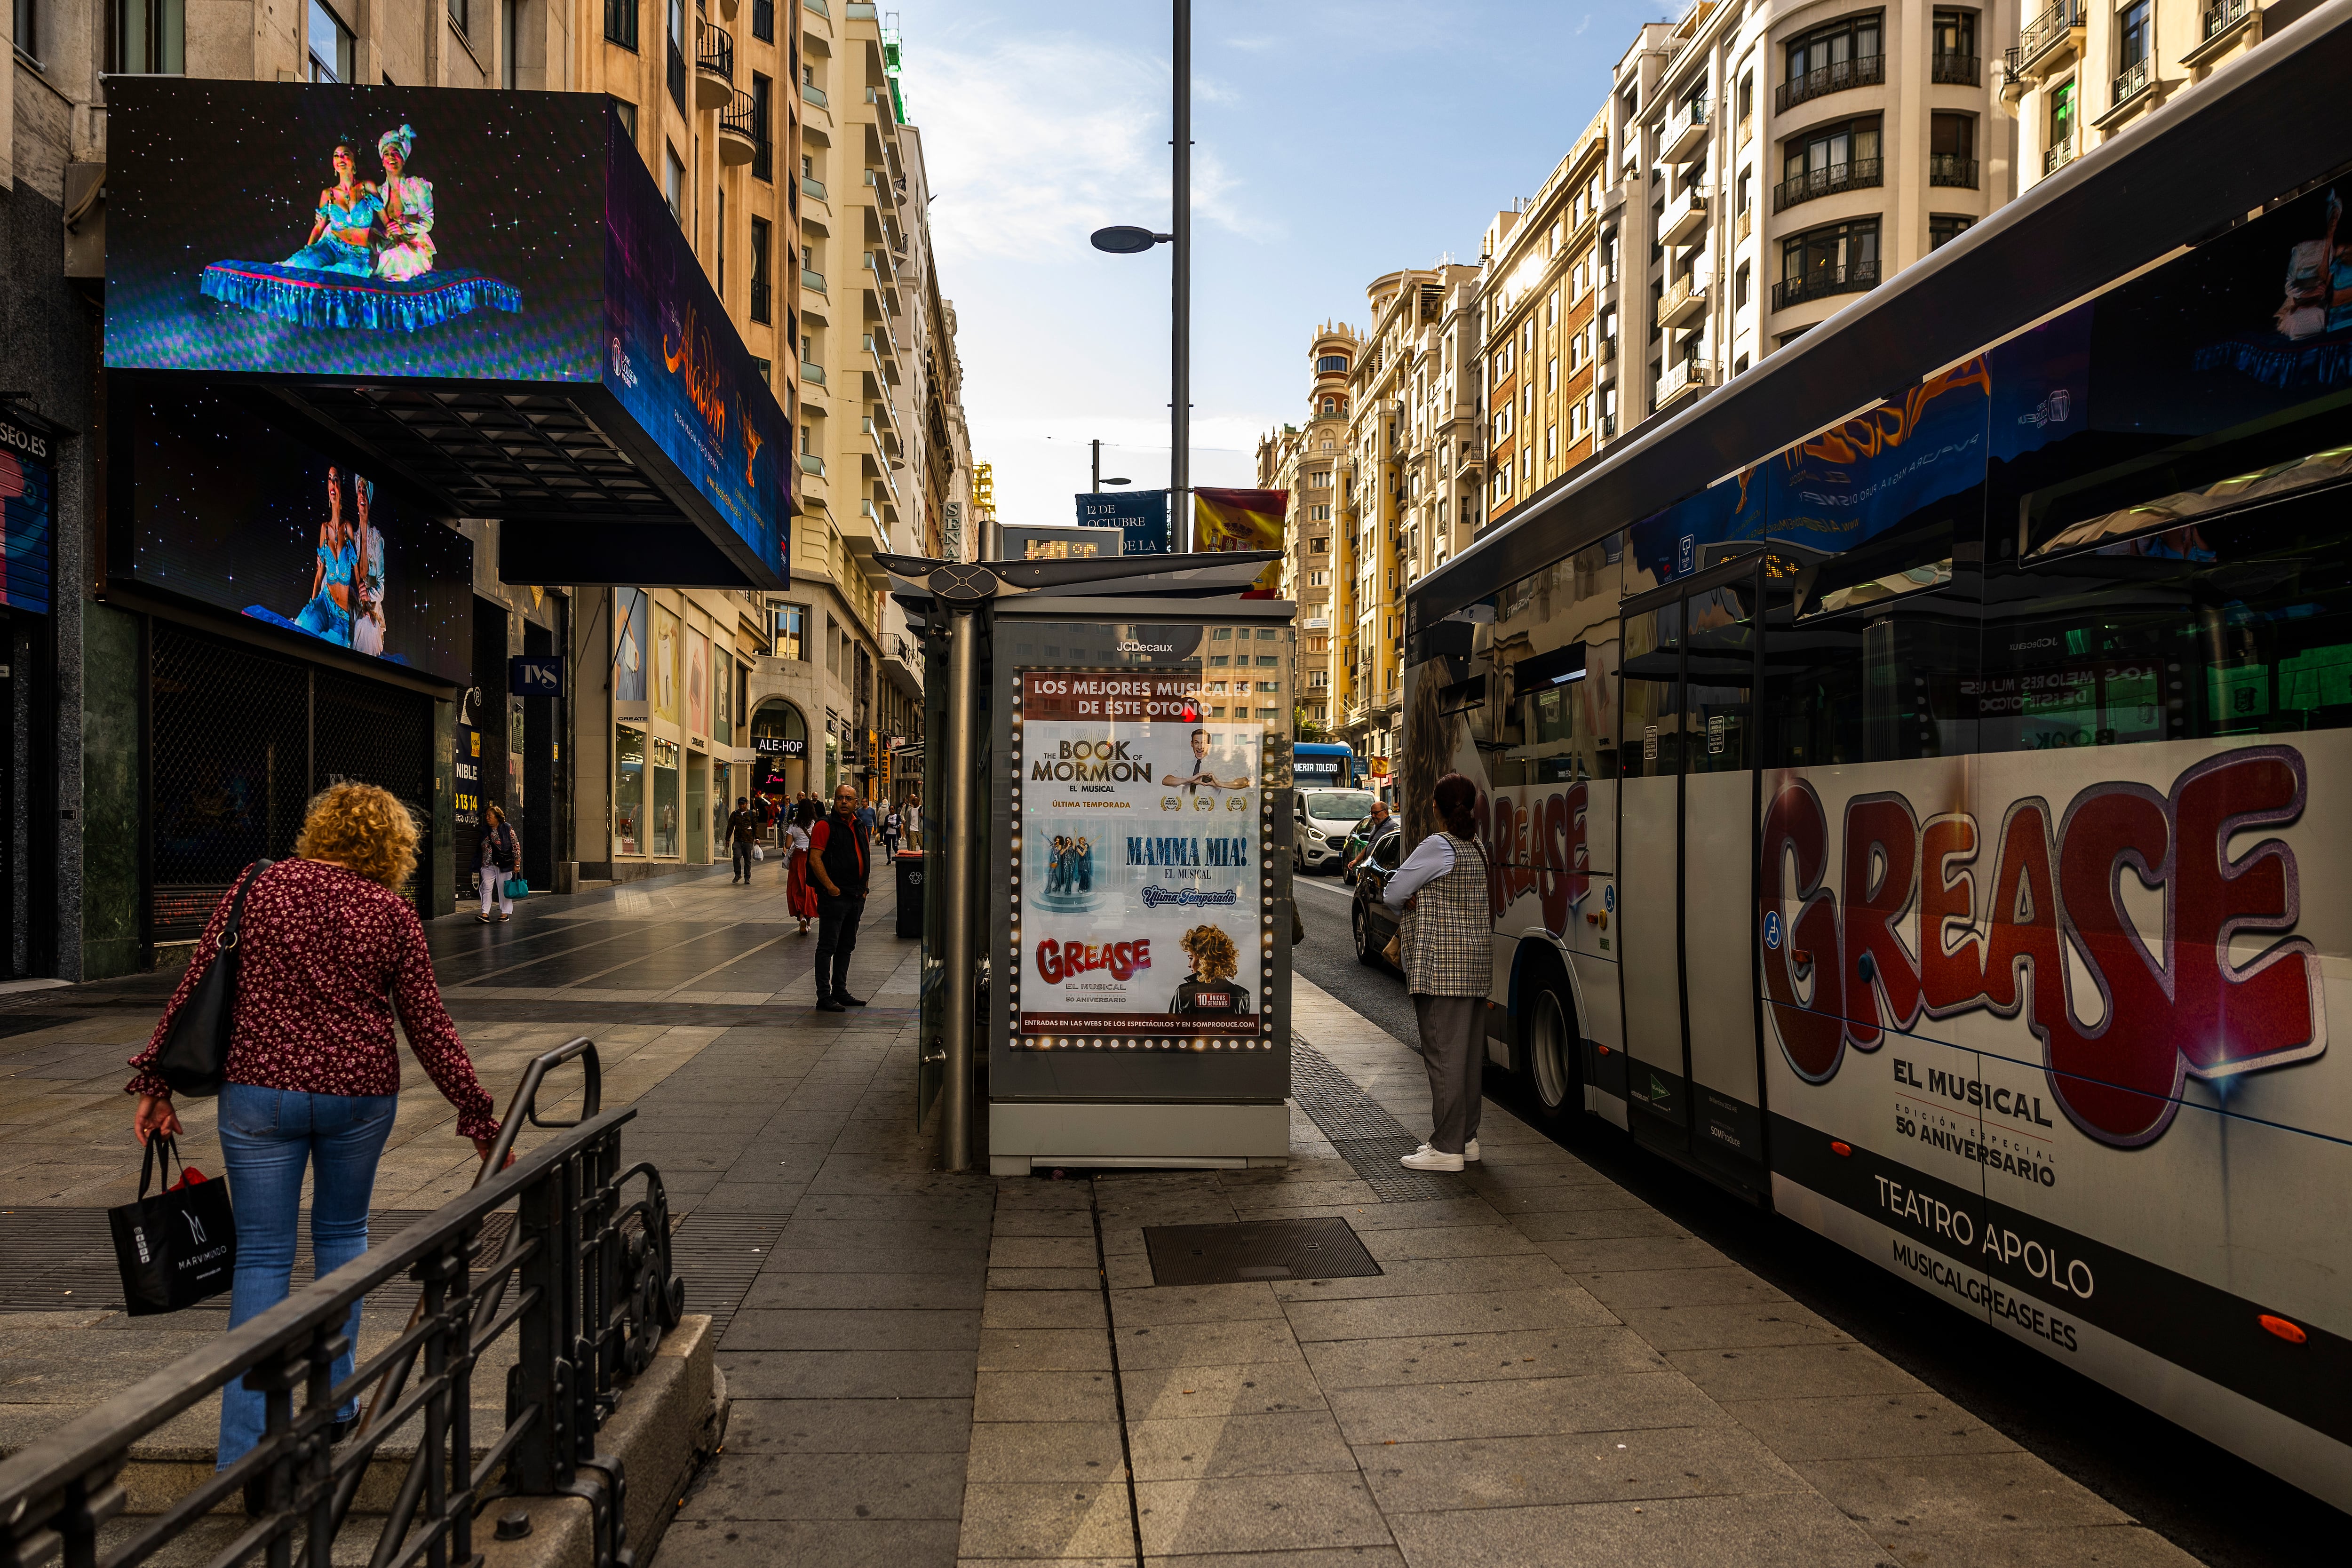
left=1400, top=32, right=2352, bottom=1511
left=1292, top=741, right=1356, bottom=788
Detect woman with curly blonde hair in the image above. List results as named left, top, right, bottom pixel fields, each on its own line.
left=1168, top=923, right=1252, bottom=1019
left=126, top=781, right=499, bottom=1487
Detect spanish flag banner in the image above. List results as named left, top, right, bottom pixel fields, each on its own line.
left=1192, top=486, right=1287, bottom=596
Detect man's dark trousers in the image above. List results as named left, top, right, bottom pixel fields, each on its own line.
left=816, top=899, right=864, bottom=999
left=732, top=840, right=754, bottom=881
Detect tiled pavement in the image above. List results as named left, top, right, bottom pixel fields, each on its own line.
left=0, top=868, right=2196, bottom=1566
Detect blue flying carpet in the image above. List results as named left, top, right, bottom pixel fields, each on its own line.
left=201, top=261, right=521, bottom=333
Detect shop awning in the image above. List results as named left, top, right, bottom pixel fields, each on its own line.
left=104, top=80, right=789, bottom=590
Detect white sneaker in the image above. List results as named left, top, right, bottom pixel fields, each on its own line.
left=1463, top=1139, right=1481, bottom=1163
left=1400, top=1146, right=1465, bottom=1172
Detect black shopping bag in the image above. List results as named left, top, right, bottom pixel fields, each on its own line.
left=110, top=1134, right=238, bottom=1316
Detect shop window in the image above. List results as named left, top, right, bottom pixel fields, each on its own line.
left=615, top=724, right=646, bottom=856
left=652, top=736, right=680, bottom=856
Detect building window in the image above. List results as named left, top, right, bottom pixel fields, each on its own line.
left=448, top=0, right=468, bottom=40
left=609, top=96, right=637, bottom=137
left=716, top=187, right=725, bottom=298
left=751, top=72, right=773, bottom=181
left=1932, top=7, right=1978, bottom=80
left=1930, top=113, right=1977, bottom=187
left=1317, top=354, right=1349, bottom=373
left=1546, top=356, right=1558, bottom=392
left=1311, top=537, right=1329, bottom=552
left=614, top=726, right=646, bottom=857
left=752, top=355, right=771, bottom=382
left=308, top=0, right=354, bottom=80
left=1738, top=71, right=1754, bottom=121
left=2115, top=0, right=2153, bottom=102
left=1309, top=504, right=1332, bottom=521
left=664, top=145, right=685, bottom=220
left=666, top=0, right=687, bottom=111
left=750, top=0, right=772, bottom=41
left=1776, top=218, right=1880, bottom=309
left=1780, top=12, right=1884, bottom=112
left=116, top=0, right=186, bottom=72
left=1929, top=212, right=1976, bottom=249
left=1778, top=114, right=1883, bottom=210
left=776, top=604, right=808, bottom=660
left=2050, top=78, right=2078, bottom=163
left=750, top=215, right=772, bottom=322
left=1734, top=261, right=1750, bottom=307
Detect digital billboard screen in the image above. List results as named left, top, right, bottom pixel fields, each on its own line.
left=104, top=80, right=788, bottom=588
left=120, top=388, right=474, bottom=685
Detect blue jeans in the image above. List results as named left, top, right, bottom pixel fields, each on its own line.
left=215, top=1084, right=398, bottom=1469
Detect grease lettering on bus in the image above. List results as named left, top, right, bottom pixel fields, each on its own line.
left=1760, top=745, right=2323, bottom=1148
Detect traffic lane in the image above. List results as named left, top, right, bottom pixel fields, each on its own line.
left=1291, top=869, right=1417, bottom=1047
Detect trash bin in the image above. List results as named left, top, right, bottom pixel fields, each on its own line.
left=895, top=850, right=925, bottom=938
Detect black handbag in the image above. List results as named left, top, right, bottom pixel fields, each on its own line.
left=149, top=860, right=271, bottom=1098
left=110, top=1133, right=238, bottom=1315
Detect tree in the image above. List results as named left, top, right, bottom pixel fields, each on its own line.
left=1294, top=707, right=1331, bottom=743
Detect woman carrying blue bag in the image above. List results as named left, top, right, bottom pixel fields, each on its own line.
left=477, top=803, right=523, bottom=923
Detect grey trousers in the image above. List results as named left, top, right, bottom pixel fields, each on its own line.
left=1414, top=993, right=1485, bottom=1155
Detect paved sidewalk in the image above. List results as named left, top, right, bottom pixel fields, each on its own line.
left=0, top=868, right=2197, bottom=1566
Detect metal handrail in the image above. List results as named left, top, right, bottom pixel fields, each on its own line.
left=0, top=1038, right=678, bottom=1568
left=2008, top=0, right=2085, bottom=75
left=1774, top=156, right=1883, bottom=213
left=697, top=18, right=733, bottom=80
left=1775, top=51, right=1885, bottom=114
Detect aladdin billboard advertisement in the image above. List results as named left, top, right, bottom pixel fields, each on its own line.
left=103, top=80, right=788, bottom=588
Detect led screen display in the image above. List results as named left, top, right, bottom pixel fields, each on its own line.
left=122, top=389, right=474, bottom=684
left=104, top=80, right=605, bottom=383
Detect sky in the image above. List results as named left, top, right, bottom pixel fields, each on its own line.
left=889, top=0, right=1661, bottom=533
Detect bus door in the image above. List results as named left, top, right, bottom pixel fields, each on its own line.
left=1616, top=557, right=1769, bottom=1193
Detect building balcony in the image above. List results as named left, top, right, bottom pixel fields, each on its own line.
left=1736, top=205, right=1752, bottom=242
left=799, top=358, right=826, bottom=387
left=1658, top=275, right=1707, bottom=329
left=1774, top=156, right=1883, bottom=213
left=1656, top=357, right=1715, bottom=412
left=1775, top=51, right=1884, bottom=115
left=1661, top=96, right=1710, bottom=162
left=2110, top=55, right=2153, bottom=113
left=718, top=89, right=758, bottom=164
left=2185, top=0, right=2257, bottom=63
left=1931, top=51, right=1982, bottom=86
left=800, top=80, right=828, bottom=108
left=1601, top=412, right=1618, bottom=438
left=1661, top=187, right=1709, bottom=245
left=800, top=174, right=827, bottom=201
left=798, top=451, right=825, bottom=476
left=694, top=21, right=734, bottom=110
left=802, top=267, right=826, bottom=295
left=2044, top=136, right=2077, bottom=176
left=1928, top=154, right=1979, bottom=188
left=2008, top=0, right=2085, bottom=79
left=1772, top=258, right=1879, bottom=310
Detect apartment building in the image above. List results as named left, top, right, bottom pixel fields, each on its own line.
left=1333, top=263, right=1481, bottom=771
left=747, top=1, right=967, bottom=806
left=1255, top=323, right=1357, bottom=731
left=1480, top=112, right=1613, bottom=526
left=1607, top=0, right=2021, bottom=427
left=2004, top=0, right=2304, bottom=187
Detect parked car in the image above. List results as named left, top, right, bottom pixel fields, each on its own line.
left=1349, top=825, right=1404, bottom=967
left=1292, top=788, right=1379, bottom=876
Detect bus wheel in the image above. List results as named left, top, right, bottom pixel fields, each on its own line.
left=1516, top=966, right=1581, bottom=1122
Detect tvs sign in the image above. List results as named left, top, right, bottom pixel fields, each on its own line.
left=1762, top=746, right=2324, bottom=1147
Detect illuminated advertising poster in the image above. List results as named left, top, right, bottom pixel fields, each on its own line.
left=1013, top=671, right=1272, bottom=1051
left=0, top=412, right=55, bottom=615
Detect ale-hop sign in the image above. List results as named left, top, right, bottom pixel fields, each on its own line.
left=1010, top=669, right=1271, bottom=1051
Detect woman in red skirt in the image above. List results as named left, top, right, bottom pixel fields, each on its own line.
left=784, top=807, right=818, bottom=934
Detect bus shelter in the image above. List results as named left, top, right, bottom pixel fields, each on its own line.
left=884, top=552, right=1296, bottom=1173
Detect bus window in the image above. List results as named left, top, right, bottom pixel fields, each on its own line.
left=1764, top=525, right=1979, bottom=767
left=1986, top=483, right=2352, bottom=751
left=1621, top=602, right=1683, bottom=777
left=1685, top=584, right=1754, bottom=774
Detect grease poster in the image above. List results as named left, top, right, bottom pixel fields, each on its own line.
left=1012, top=670, right=1271, bottom=1048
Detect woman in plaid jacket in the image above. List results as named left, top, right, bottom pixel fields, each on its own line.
left=1383, top=773, right=1494, bottom=1172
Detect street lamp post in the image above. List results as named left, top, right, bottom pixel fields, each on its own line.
left=1087, top=439, right=1132, bottom=493
left=1090, top=0, right=1190, bottom=550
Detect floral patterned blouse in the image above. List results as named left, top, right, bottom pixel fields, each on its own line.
left=126, top=858, right=500, bottom=1140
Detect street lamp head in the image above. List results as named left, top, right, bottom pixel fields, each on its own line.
left=1089, top=225, right=1169, bottom=255
left=1104, top=477, right=1132, bottom=486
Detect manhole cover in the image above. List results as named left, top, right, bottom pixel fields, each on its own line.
left=1141, top=1216, right=1382, bottom=1287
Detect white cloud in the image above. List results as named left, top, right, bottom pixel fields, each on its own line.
left=901, top=32, right=1268, bottom=263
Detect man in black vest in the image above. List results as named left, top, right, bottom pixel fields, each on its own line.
left=807, top=781, right=871, bottom=1011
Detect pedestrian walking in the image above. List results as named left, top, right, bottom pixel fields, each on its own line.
left=807, top=781, right=871, bottom=1011
left=855, top=794, right=878, bottom=840
left=903, top=793, right=922, bottom=850
left=1384, top=773, right=1494, bottom=1172
left=124, top=782, right=501, bottom=1492
left=476, top=804, right=520, bottom=922
left=726, top=795, right=760, bottom=884
left=784, top=812, right=817, bottom=934
left=880, top=803, right=902, bottom=858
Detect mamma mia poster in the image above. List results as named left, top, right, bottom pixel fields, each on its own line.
left=1012, top=671, right=1271, bottom=1050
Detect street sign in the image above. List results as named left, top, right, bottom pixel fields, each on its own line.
left=1075, top=490, right=1172, bottom=555
left=510, top=654, right=564, bottom=696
